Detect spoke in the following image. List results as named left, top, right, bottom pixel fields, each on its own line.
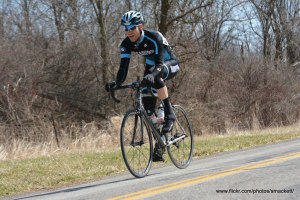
left=136, top=146, right=148, bottom=161
left=127, top=148, right=135, bottom=169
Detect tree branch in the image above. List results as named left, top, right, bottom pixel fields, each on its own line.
left=167, top=0, right=214, bottom=26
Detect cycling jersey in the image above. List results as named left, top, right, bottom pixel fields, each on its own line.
left=116, top=29, right=179, bottom=87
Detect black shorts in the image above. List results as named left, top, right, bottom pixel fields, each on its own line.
left=144, top=59, right=179, bottom=89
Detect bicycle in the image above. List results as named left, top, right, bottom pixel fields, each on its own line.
left=109, top=82, right=194, bottom=178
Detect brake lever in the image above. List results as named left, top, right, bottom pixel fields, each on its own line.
left=111, top=89, right=121, bottom=103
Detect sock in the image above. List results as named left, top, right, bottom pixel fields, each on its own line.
left=162, top=98, right=175, bottom=120
left=162, top=97, right=171, bottom=111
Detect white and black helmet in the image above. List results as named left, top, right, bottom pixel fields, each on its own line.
left=121, top=11, right=144, bottom=29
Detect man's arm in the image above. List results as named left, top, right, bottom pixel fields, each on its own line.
left=116, top=57, right=130, bottom=85
left=116, top=42, right=132, bottom=85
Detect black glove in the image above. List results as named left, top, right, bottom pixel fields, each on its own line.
left=105, top=81, right=117, bottom=92
left=141, top=74, right=155, bottom=87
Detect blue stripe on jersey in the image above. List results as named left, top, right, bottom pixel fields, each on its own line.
left=164, top=49, right=171, bottom=60
left=145, top=49, right=171, bottom=66
left=144, top=35, right=158, bottom=54
left=146, top=58, right=155, bottom=66
left=121, top=54, right=131, bottom=58
left=137, top=31, right=145, bottom=44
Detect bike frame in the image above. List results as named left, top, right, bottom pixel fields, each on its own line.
left=111, top=82, right=188, bottom=148
left=136, top=86, right=167, bottom=148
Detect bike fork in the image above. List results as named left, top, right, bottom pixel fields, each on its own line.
left=130, top=110, right=145, bottom=146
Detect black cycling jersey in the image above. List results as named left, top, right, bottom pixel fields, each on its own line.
left=116, top=29, right=179, bottom=87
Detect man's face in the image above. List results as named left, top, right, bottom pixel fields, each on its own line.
left=125, top=24, right=143, bottom=42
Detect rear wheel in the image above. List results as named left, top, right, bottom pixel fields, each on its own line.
left=120, top=109, right=153, bottom=178
left=167, top=105, right=194, bottom=169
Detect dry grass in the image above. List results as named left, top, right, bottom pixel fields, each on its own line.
left=0, top=115, right=124, bottom=161
left=223, top=121, right=300, bottom=137
left=1, top=116, right=300, bottom=161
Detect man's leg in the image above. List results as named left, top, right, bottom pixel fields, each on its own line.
left=152, top=85, right=175, bottom=162
left=149, top=60, right=179, bottom=162
left=157, top=85, right=168, bottom=100
left=157, top=85, right=175, bottom=133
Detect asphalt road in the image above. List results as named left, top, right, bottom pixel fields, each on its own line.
left=7, top=138, right=300, bottom=200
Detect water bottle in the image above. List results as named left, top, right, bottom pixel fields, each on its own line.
left=147, top=110, right=158, bottom=125
left=151, top=113, right=158, bottom=125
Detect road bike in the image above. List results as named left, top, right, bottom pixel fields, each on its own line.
left=109, top=82, right=194, bottom=178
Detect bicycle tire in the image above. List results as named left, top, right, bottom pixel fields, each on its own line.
left=120, top=109, right=153, bottom=178
left=167, top=105, right=194, bottom=169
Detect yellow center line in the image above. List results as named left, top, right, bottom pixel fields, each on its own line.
left=108, top=151, right=300, bottom=200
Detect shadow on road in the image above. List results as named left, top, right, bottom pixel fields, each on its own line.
left=12, top=176, right=135, bottom=200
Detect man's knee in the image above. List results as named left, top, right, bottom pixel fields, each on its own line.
left=153, top=76, right=166, bottom=89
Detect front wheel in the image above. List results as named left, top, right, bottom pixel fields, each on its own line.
left=120, top=109, right=153, bottom=178
left=167, top=105, right=194, bottom=169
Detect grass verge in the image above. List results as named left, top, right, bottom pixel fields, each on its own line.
left=1, top=125, right=300, bottom=198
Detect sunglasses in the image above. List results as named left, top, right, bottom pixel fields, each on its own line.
left=125, top=26, right=137, bottom=31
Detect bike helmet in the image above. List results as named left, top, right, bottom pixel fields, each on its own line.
left=121, top=11, right=144, bottom=29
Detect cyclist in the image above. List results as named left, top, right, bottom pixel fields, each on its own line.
left=106, top=11, right=179, bottom=162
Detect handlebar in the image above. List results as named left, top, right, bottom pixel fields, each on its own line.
left=109, top=82, right=157, bottom=103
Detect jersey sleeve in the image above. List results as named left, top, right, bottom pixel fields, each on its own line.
left=116, top=40, right=132, bottom=85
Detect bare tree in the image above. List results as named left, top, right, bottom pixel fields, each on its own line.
left=0, top=4, right=4, bottom=39
left=197, top=0, right=246, bottom=60
left=155, top=0, right=214, bottom=35
left=89, top=0, right=109, bottom=85
left=51, top=0, right=65, bottom=46
left=22, top=0, right=32, bottom=35
left=249, top=0, right=273, bottom=61
left=271, top=2, right=284, bottom=62
left=248, top=0, right=300, bottom=65
left=275, top=0, right=300, bottom=65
